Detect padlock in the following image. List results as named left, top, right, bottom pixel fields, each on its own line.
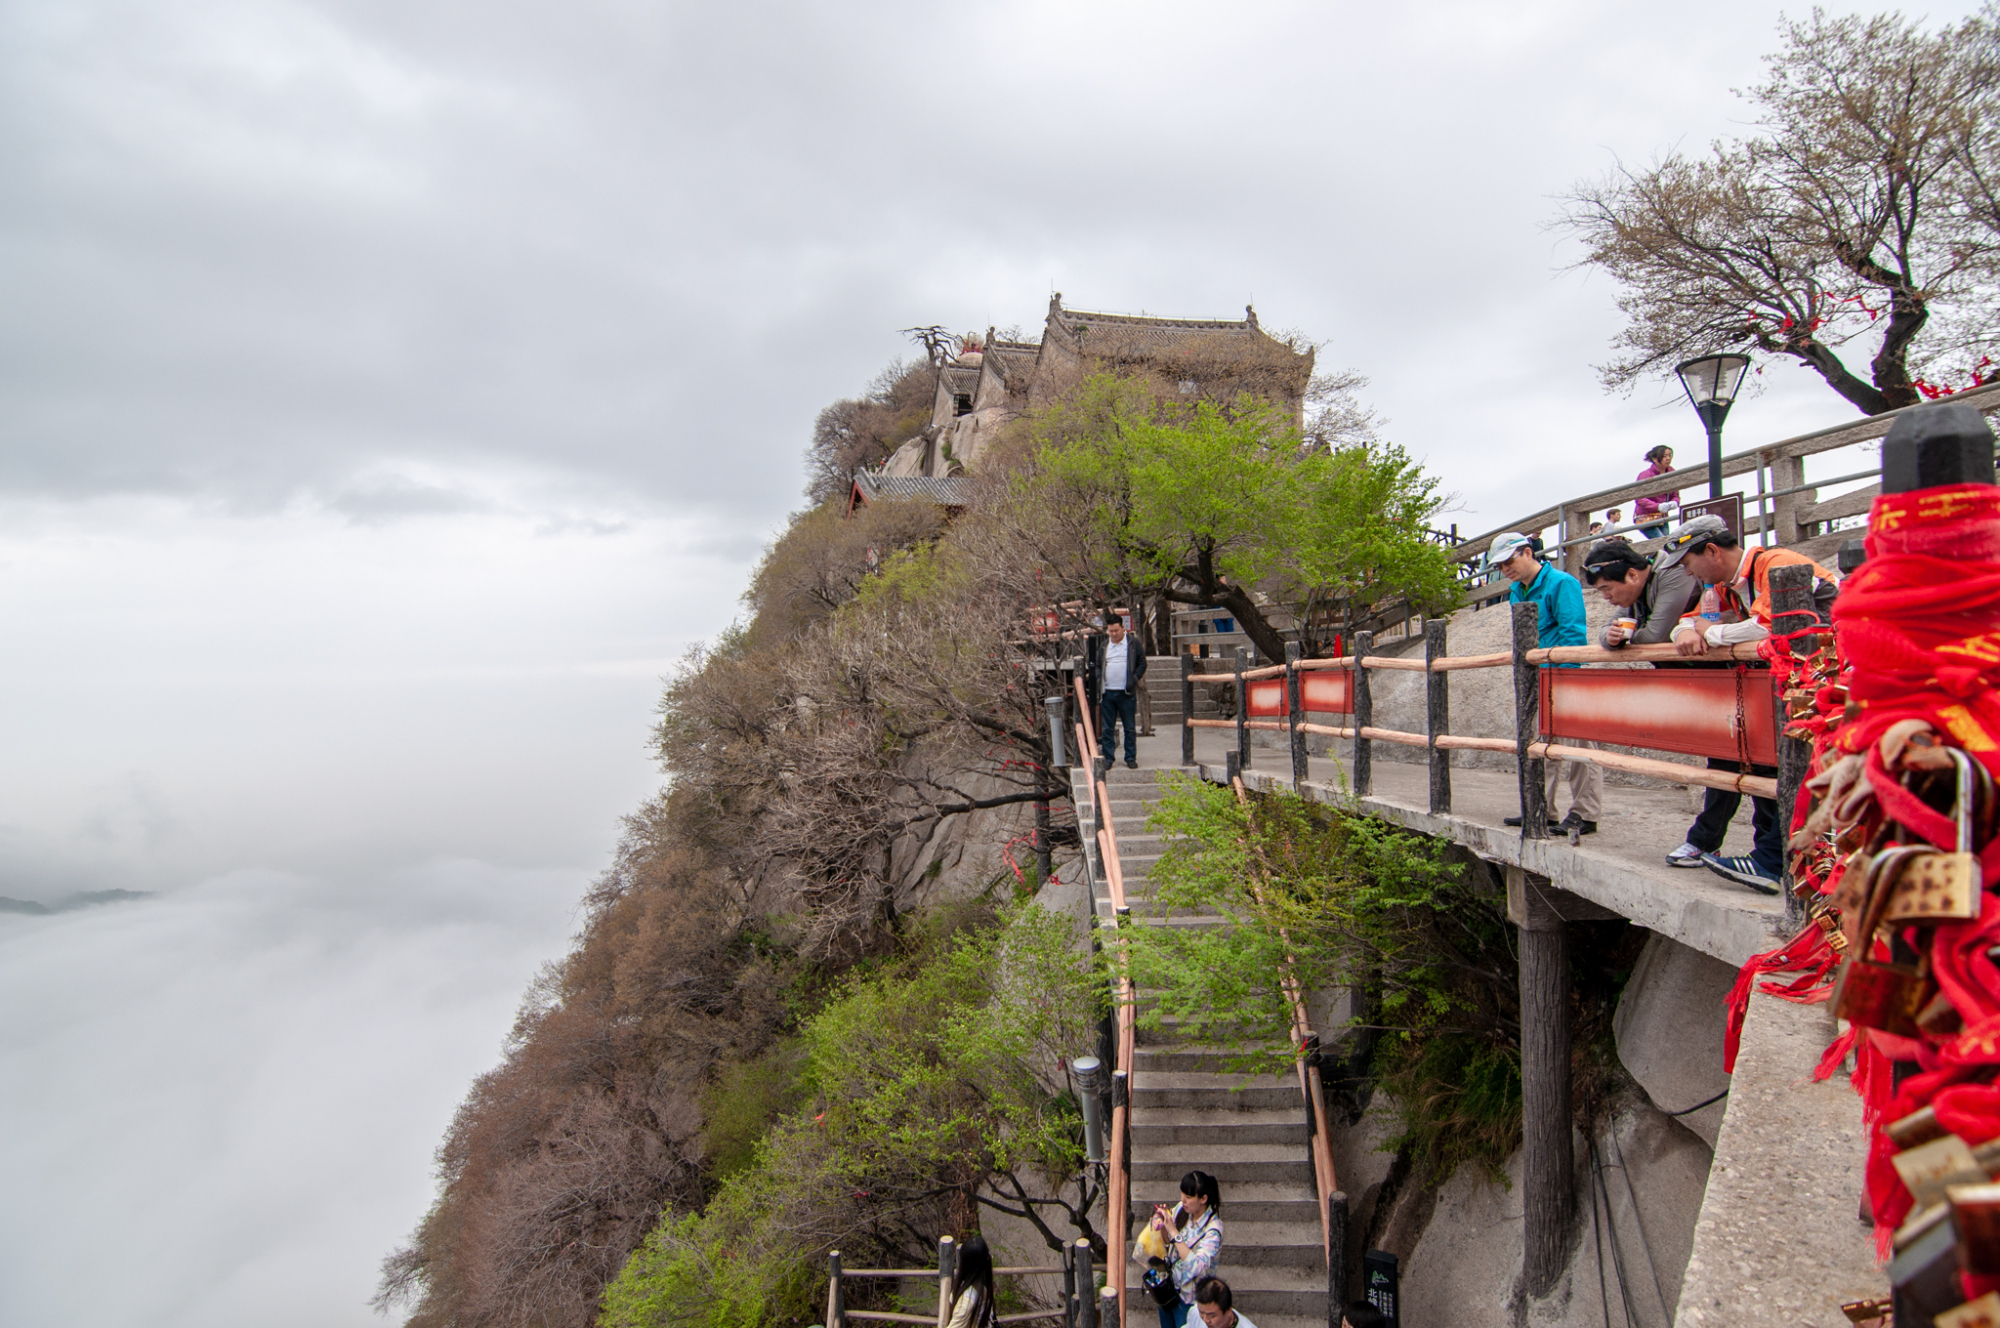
left=1881, top=750, right=1987, bottom=924
left=1835, top=836, right=1937, bottom=1038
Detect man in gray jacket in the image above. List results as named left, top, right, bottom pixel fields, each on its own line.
left=1582, top=541, right=1702, bottom=647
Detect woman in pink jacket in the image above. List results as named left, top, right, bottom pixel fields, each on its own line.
left=1632, top=445, right=1678, bottom=539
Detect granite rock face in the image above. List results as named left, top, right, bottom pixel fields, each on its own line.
left=1614, top=931, right=1737, bottom=1147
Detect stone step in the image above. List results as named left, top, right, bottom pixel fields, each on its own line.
left=1130, top=1105, right=1306, bottom=1149
left=1132, top=1145, right=1314, bottom=1188
left=1124, top=1225, right=1323, bottom=1271
left=1121, top=1264, right=1329, bottom=1318
left=1131, top=1072, right=1299, bottom=1112
left=1129, top=1181, right=1323, bottom=1225
left=1133, top=1046, right=1277, bottom=1074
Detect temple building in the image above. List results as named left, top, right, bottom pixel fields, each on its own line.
left=874, top=293, right=1315, bottom=481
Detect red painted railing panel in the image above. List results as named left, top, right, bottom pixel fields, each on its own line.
left=1303, top=671, right=1352, bottom=715
left=1247, top=671, right=1352, bottom=717
left=1247, top=678, right=1288, bottom=717
left=1538, top=667, right=1777, bottom=765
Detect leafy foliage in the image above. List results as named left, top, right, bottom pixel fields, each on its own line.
left=1026, top=376, right=1458, bottom=662
left=1124, top=775, right=1522, bottom=1179
left=597, top=903, right=1107, bottom=1328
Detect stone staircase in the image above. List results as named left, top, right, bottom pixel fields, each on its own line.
left=1078, top=764, right=1329, bottom=1328
left=1143, top=656, right=1184, bottom=732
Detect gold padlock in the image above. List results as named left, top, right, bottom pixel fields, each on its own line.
left=1881, top=750, right=1986, bottom=924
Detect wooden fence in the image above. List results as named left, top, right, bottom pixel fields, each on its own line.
left=822, top=1236, right=1090, bottom=1328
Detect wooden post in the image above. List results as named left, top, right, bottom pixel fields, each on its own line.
left=1097, top=1285, right=1118, bottom=1328
left=936, top=1236, right=957, bottom=1328
left=826, top=1250, right=844, bottom=1328
left=1560, top=502, right=1590, bottom=577
left=1769, top=451, right=1811, bottom=544
left=1518, top=877, right=1573, bottom=1297
left=1424, top=618, right=1449, bottom=815
left=1234, top=649, right=1250, bottom=771
left=1769, top=562, right=1818, bottom=933
left=1511, top=603, right=1547, bottom=836
left=1062, top=1243, right=1076, bottom=1328
left=1180, top=652, right=1196, bottom=766
left=1286, top=642, right=1309, bottom=789
left=1328, top=1191, right=1350, bottom=1328
left=1353, top=631, right=1374, bottom=798
left=1074, top=1239, right=1096, bottom=1328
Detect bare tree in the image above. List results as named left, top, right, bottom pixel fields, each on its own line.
left=1562, top=9, right=2000, bottom=414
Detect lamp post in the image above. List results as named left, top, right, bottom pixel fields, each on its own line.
left=1674, top=353, right=1752, bottom=499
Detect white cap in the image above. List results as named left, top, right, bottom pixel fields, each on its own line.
left=1488, top=531, right=1533, bottom=562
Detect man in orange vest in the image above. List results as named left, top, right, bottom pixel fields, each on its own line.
left=1660, top=515, right=1838, bottom=891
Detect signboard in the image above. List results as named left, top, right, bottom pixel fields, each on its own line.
left=1365, top=1249, right=1401, bottom=1327
left=1539, top=666, right=1778, bottom=765
left=1676, top=493, right=1745, bottom=541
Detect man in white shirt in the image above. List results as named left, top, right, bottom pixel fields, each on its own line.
left=1194, top=1278, right=1256, bottom=1328
left=1089, top=619, right=1147, bottom=769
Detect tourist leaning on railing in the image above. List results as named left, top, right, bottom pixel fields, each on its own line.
left=1656, top=515, right=1840, bottom=892
left=1582, top=541, right=1702, bottom=647
left=1489, top=531, right=1603, bottom=835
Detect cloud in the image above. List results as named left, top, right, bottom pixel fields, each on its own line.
left=0, top=861, right=582, bottom=1328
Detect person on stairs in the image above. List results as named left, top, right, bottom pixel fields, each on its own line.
left=1193, top=1277, right=1254, bottom=1328
left=1490, top=531, right=1602, bottom=835
left=1088, top=617, right=1148, bottom=769
left=1136, top=1169, right=1224, bottom=1328
left=944, top=1235, right=995, bottom=1328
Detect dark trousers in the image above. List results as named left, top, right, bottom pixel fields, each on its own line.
left=1098, top=688, right=1138, bottom=764
left=1687, top=757, right=1782, bottom=876
left=1157, top=1301, right=1190, bottom=1328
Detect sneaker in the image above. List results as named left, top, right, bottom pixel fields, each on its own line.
left=1703, top=853, right=1781, bottom=895
left=1558, top=811, right=1597, bottom=835
left=1124, top=760, right=1139, bottom=769
left=1665, top=842, right=1706, bottom=869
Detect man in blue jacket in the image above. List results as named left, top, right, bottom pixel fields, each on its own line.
left=1491, top=531, right=1601, bottom=834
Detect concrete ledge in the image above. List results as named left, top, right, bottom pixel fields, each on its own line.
left=1203, top=762, right=1784, bottom=969
left=1672, top=993, right=1880, bottom=1327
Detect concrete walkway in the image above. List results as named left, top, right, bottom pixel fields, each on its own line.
left=1120, top=724, right=1787, bottom=968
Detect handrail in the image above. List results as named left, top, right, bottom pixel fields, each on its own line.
left=1445, top=379, right=2000, bottom=563
left=823, top=1244, right=1069, bottom=1328
left=1069, top=674, right=1132, bottom=1328
left=1181, top=636, right=1792, bottom=800
left=1229, top=774, right=1341, bottom=1275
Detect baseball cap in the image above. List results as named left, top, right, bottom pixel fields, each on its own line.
left=1488, top=531, right=1533, bottom=563
left=1654, top=514, right=1730, bottom=570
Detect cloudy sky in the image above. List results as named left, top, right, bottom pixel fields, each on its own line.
left=0, top=2, right=1973, bottom=1324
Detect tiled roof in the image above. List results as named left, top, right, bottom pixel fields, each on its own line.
left=852, top=474, right=976, bottom=506
left=1046, top=297, right=1308, bottom=372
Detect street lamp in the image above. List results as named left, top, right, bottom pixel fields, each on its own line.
left=1674, top=353, right=1752, bottom=499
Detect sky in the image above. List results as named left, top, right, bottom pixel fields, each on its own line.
left=0, top=2, right=1978, bottom=1324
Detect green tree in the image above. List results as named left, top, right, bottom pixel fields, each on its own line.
left=598, top=903, right=1109, bottom=1328
left=1028, top=376, right=1458, bottom=660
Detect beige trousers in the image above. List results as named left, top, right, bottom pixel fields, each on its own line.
left=1544, top=744, right=1604, bottom=821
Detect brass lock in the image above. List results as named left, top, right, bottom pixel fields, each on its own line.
left=1881, top=750, right=1986, bottom=924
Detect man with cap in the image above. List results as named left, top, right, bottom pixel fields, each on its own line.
left=1653, top=514, right=1839, bottom=891
left=1490, top=531, right=1601, bottom=835
left=1582, top=540, right=1702, bottom=649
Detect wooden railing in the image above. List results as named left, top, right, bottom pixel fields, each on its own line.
left=1071, top=677, right=1135, bottom=1328
left=823, top=1236, right=1096, bottom=1328
left=1447, top=381, right=2000, bottom=588
left=1227, top=772, right=1348, bottom=1313
left=1182, top=633, right=1786, bottom=802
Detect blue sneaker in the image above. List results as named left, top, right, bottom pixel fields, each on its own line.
left=1703, top=853, right=1780, bottom=895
